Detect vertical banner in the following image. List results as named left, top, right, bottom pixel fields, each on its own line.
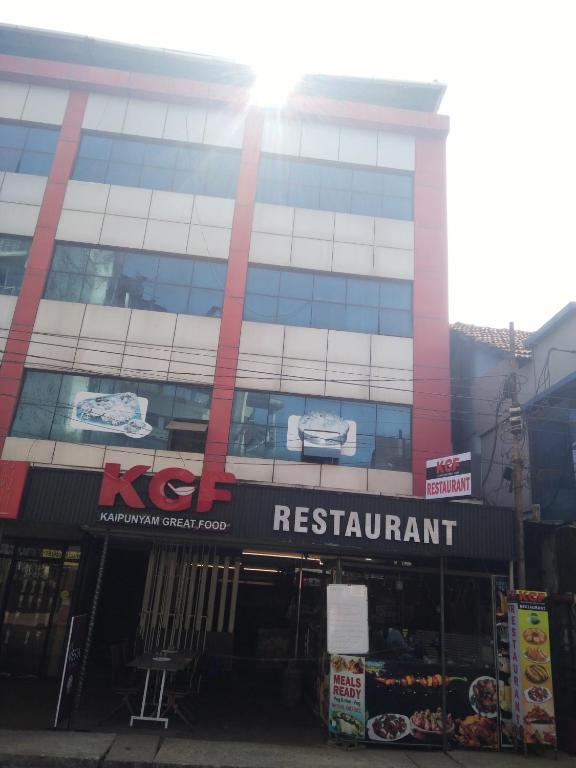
left=508, top=591, right=556, bottom=748
left=329, top=655, right=365, bottom=741
left=54, top=614, right=88, bottom=727
left=494, top=576, right=513, bottom=747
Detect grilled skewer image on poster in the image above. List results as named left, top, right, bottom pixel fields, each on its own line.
left=365, top=661, right=499, bottom=748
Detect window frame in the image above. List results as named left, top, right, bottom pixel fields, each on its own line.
left=0, top=120, right=59, bottom=177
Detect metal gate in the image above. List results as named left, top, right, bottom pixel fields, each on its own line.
left=137, top=543, right=241, bottom=653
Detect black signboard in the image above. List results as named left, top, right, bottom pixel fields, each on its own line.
left=19, top=468, right=515, bottom=561
left=54, top=614, right=88, bottom=728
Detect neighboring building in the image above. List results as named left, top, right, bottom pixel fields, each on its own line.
left=0, top=25, right=515, bottom=742
left=452, top=310, right=576, bottom=750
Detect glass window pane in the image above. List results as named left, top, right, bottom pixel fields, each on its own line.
left=173, top=385, right=211, bottom=420
left=44, top=272, right=83, bottom=302
left=144, top=143, right=179, bottom=168
left=382, top=173, right=413, bottom=198
left=382, top=196, right=413, bottom=220
left=256, top=179, right=288, bottom=205
left=0, top=147, right=20, bottom=172
left=79, top=135, right=113, bottom=161
left=379, top=309, right=412, bottom=337
left=287, top=184, right=320, bottom=209
left=318, top=188, right=351, bottom=213
left=105, top=162, right=141, bottom=187
left=73, top=157, right=108, bottom=183
left=188, top=288, right=223, bottom=317
left=0, top=123, right=27, bottom=149
left=111, top=139, right=147, bottom=164
left=51, top=244, right=89, bottom=273
left=344, top=306, right=379, bottom=334
left=25, top=128, right=59, bottom=153
left=259, top=156, right=291, bottom=181
left=202, top=172, right=237, bottom=198
left=243, top=294, right=277, bottom=323
left=12, top=403, right=54, bottom=439
left=268, top=393, right=305, bottom=426
left=246, top=267, right=280, bottom=296
left=193, top=260, right=227, bottom=289
left=341, top=401, right=376, bottom=436
left=277, top=298, right=312, bottom=326
left=122, top=253, right=158, bottom=281
left=320, top=165, right=353, bottom=191
left=347, top=278, right=379, bottom=307
left=157, top=256, right=194, bottom=285
left=237, top=390, right=270, bottom=425
left=290, top=162, right=321, bottom=186
left=19, top=151, right=53, bottom=176
left=87, top=249, right=115, bottom=277
left=21, top=371, right=62, bottom=405
left=313, top=274, right=346, bottom=303
left=173, top=170, right=202, bottom=194
left=81, top=275, right=110, bottom=305
left=376, top=405, right=411, bottom=438
left=140, top=165, right=174, bottom=191
left=279, top=270, right=313, bottom=299
left=137, top=382, right=176, bottom=417
left=311, top=301, right=345, bottom=330
left=350, top=192, right=382, bottom=217
left=379, top=282, right=412, bottom=309
left=153, top=284, right=188, bottom=313
left=176, top=146, right=203, bottom=170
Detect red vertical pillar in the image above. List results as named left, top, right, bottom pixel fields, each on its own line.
left=412, top=135, right=452, bottom=495
left=203, top=107, right=264, bottom=473
left=0, top=90, right=88, bottom=449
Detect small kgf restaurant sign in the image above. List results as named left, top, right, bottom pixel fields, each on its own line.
left=508, top=591, right=557, bottom=749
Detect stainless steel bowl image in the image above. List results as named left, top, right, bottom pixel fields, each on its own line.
left=297, top=411, right=349, bottom=446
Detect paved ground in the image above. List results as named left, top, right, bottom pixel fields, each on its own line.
left=0, top=730, right=573, bottom=768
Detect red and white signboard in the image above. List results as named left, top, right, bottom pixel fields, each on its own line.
left=425, top=452, right=472, bottom=500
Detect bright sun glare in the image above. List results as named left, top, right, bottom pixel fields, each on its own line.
left=249, top=63, right=302, bottom=108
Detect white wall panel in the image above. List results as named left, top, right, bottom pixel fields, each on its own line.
left=225, top=456, right=274, bottom=482
left=106, top=186, right=152, bottom=218
left=100, top=214, right=147, bottom=249
left=123, top=98, right=167, bottom=138
left=56, top=209, right=104, bottom=243
left=252, top=203, right=294, bottom=236
left=377, top=132, right=415, bottom=171
left=149, top=190, right=194, bottom=223
left=163, top=104, right=206, bottom=143
left=0, top=173, right=47, bottom=206
left=291, top=237, right=332, bottom=271
left=0, top=295, right=17, bottom=363
left=293, top=209, right=334, bottom=241
left=144, top=219, right=189, bottom=253
left=203, top=110, right=245, bottom=149
left=249, top=232, right=292, bottom=266
left=0, top=201, right=41, bottom=236
left=300, top=122, right=340, bottom=161
left=21, top=85, right=69, bottom=125
left=339, top=126, right=378, bottom=166
left=368, top=469, right=412, bottom=495
left=0, top=81, right=29, bottom=120
left=83, top=93, right=128, bottom=133
left=320, top=465, right=368, bottom=492
left=373, top=246, right=414, bottom=280
left=261, top=118, right=301, bottom=156
left=63, top=180, right=110, bottom=213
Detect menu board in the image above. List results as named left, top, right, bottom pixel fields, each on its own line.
left=327, top=585, right=369, bottom=655
left=508, top=591, right=556, bottom=748
left=365, top=660, right=499, bottom=748
left=328, top=655, right=365, bottom=741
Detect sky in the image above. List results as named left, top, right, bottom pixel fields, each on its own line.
left=1, top=0, right=575, bottom=332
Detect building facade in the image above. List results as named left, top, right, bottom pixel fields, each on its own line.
left=0, top=26, right=516, bottom=742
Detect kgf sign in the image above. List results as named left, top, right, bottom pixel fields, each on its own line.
left=425, top=452, right=472, bottom=500
left=98, top=463, right=236, bottom=513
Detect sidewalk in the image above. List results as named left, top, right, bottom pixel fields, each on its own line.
left=0, top=731, right=574, bottom=768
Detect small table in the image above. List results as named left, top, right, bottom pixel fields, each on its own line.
left=128, top=652, right=191, bottom=728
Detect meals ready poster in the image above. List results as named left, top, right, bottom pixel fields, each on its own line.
left=329, top=655, right=365, bottom=741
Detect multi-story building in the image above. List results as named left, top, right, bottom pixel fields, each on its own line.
left=0, top=25, right=515, bottom=738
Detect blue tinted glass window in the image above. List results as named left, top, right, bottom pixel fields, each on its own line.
left=144, top=143, right=179, bottom=168
left=19, top=151, right=53, bottom=176
left=0, top=123, right=27, bottom=149
left=111, top=139, right=147, bottom=164
left=172, top=171, right=202, bottom=194
left=311, top=301, right=345, bottom=330
left=203, top=171, right=236, bottom=198
left=73, top=157, right=107, bottom=183
left=0, top=147, right=20, bottom=172
left=11, top=370, right=211, bottom=450
left=279, top=271, right=313, bottom=299
left=193, top=260, right=227, bottom=290
left=247, top=267, right=281, bottom=296
left=140, top=166, right=173, bottom=191
left=244, top=294, right=277, bottom=322
left=188, top=288, right=223, bottom=317
left=379, top=309, right=412, bottom=337
left=342, top=401, right=376, bottom=436
left=157, top=256, right=194, bottom=285
left=106, top=162, right=141, bottom=187
left=347, top=278, right=379, bottom=307
left=46, top=244, right=227, bottom=319
left=176, top=146, right=202, bottom=170
left=277, top=298, right=312, bottom=326
left=25, top=127, right=59, bottom=153
left=313, top=274, right=346, bottom=303
left=379, top=282, right=412, bottom=309
left=79, top=134, right=112, bottom=161
left=0, top=236, right=30, bottom=296
left=344, top=306, right=379, bottom=334
left=257, top=154, right=413, bottom=220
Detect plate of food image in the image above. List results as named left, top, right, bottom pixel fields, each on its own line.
left=410, top=708, right=455, bottom=740
left=525, top=686, right=552, bottom=704
left=524, top=647, right=550, bottom=663
left=525, top=663, right=550, bottom=685
left=523, top=627, right=547, bottom=645
left=367, top=714, right=410, bottom=742
left=469, top=676, right=498, bottom=717
left=330, top=711, right=364, bottom=738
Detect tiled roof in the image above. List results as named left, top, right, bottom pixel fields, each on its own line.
left=451, top=322, right=532, bottom=359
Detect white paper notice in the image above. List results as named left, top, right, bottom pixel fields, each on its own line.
left=327, top=584, right=369, bottom=655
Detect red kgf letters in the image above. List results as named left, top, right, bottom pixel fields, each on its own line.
left=436, top=457, right=460, bottom=475
left=98, top=463, right=235, bottom=513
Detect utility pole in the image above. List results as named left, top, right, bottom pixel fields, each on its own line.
left=509, top=322, right=526, bottom=588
